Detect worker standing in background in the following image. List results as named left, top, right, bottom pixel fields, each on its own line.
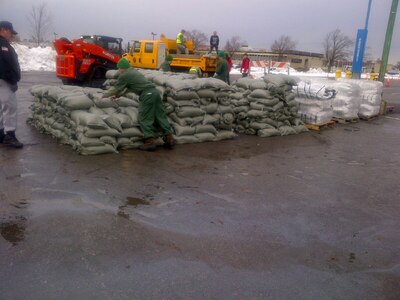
left=214, top=51, right=229, bottom=83
left=209, top=31, right=219, bottom=55
left=103, top=58, right=175, bottom=151
left=240, top=53, right=251, bottom=77
left=0, top=21, right=23, bottom=148
left=160, top=54, right=173, bottom=72
left=176, top=29, right=187, bottom=54
left=225, top=52, right=232, bottom=85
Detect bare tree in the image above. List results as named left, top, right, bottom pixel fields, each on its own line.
left=186, top=30, right=207, bottom=50
left=270, top=35, right=297, bottom=60
left=323, top=29, right=353, bottom=72
left=224, top=36, right=245, bottom=54
left=27, top=2, right=52, bottom=46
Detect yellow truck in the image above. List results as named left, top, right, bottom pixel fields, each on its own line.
left=122, top=36, right=218, bottom=76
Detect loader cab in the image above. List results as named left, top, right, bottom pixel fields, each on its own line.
left=126, top=40, right=166, bottom=69
left=80, top=35, right=123, bottom=56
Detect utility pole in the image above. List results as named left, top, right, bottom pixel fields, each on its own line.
left=151, top=32, right=157, bottom=40
left=352, top=0, right=373, bottom=79
left=378, top=0, right=399, bottom=82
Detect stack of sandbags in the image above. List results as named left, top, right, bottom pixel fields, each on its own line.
left=29, top=85, right=121, bottom=155
left=105, top=69, right=237, bottom=144
left=338, top=78, right=383, bottom=118
left=232, top=74, right=308, bottom=137
left=293, top=78, right=336, bottom=125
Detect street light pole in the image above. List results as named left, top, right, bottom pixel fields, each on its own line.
left=378, top=0, right=399, bottom=82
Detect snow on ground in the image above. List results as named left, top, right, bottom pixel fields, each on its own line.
left=10, top=43, right=400, bottom=81
left=13, top=44, right=56, bottom=72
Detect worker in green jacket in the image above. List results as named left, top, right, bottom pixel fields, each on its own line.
left=214, top=50, right=229, bottom=83
left=103, top=58, right=175, bottom=151
left=159, top=54, right=173, bottom=72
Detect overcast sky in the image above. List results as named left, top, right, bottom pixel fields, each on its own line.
left=1, top=0, right=399, bottom=63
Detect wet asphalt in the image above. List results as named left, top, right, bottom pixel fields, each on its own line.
left=0, top=72, right=400, bottom=299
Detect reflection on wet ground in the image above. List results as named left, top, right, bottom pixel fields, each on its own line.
left=0, top=219, right=26, bottom=246
left=117, top=196, right=152, bottom=219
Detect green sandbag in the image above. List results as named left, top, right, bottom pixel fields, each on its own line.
left=250, top=122, right=275, bottom=130
left=171, top=90, right=200, bottom=100
left=99, top=136, right=118, bottom=148
left=195, top=124, right=217, bottom=134
left=257, top=128, right=281, bottom=137
left=175, top=135, right=199, bottom=144
left=102, top=115, right=122, bottom=132
left=78, top=126, right=121, bottom=138
left=176, top=107, right=205, bottom=118
left=116, top=96, right=139, bottom=107
left=197, top=89, right=216, bottom=100
left=202, top=114, right=219, bottom=125
left=200, top=103, right=218, bottom=114
left=172, top=124, right=196, bottom=136
left=278, top=126, right=297, bottom=136
left=79, top=144, right=118, bottom=156
left=249, top=89, right=272, bottom=99
left=169, top=113, right=187, bottom=126
left=195, top=132, right=216, bottom=142
left=120, top=127, right=143, bottom=138
left=70, top=110, right=109, bottom=129
left=77, top=133, right=105, bottom=147
left=249, top=80, right=267, bottom=90
left=113, top=113, right=134, bottom=128
left=125, top=107, right=139, bottom=126
left=214, top=130, right=237, bottom=141
left=60, top=94, right=94, bottom=110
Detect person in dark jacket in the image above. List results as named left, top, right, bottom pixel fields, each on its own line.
left=160, top=54, right=173, bottom=72
left=214, top=51, right=229, bottom=83
left=209, top=31, right=219, bottom=55
left=0, top=21, right=23, bottom=148
left=103, top=58, right=175, bottom=151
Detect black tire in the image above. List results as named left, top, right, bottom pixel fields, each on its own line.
left=61, top=78, right=81, bottom=86
left=88, top=66, right=107, bottom=89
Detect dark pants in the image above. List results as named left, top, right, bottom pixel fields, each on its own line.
left=139, top=88, right=172, bottom=139
left=209, top=45, right=218, bottom=54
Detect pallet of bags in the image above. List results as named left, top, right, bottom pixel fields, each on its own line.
left=338, top=78, right=383, bottom=119
left=293, top=78, right=336, bottom=126
left=231, top=74, right=308, bottom=137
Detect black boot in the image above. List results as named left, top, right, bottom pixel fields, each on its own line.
left=3, top=131, right=23, bottom=148
left=0, top=128, right=4, bottom=143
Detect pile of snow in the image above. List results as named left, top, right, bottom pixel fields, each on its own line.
left=12, top=44, right=56, bottom=72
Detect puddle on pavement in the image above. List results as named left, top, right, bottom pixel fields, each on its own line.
left=126, top=196, right=150, bottom=207
left=0, top=221, right=25, bottom=246
left=117, top=196, right=151, bottom=219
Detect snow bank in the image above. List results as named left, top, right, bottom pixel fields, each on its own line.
left=12, top=44, right=56, bottom=72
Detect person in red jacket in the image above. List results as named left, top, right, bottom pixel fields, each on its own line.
left=240, top=53, right=251, bottom=77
